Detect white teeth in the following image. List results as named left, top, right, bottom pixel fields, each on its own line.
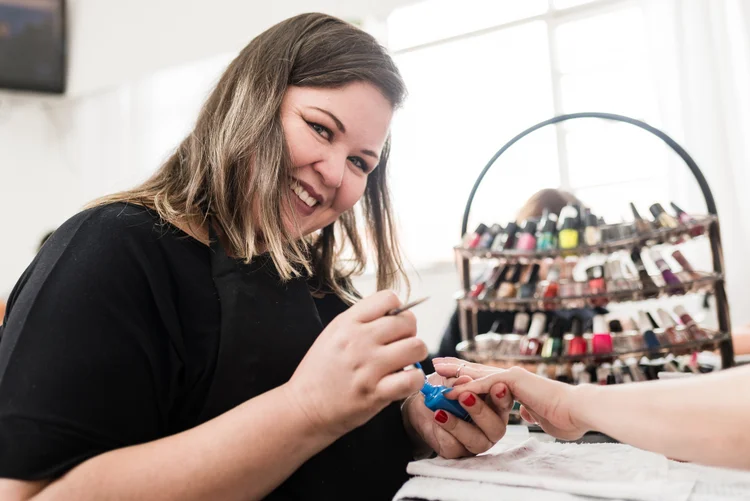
left=291, top=180, right=318, bottom=208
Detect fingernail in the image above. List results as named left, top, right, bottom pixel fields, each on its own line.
left=495, top=388, right=507, bottom=399
left=435, top=410, right=448, bottom=424
left=461, top=394, right=476, bottom=407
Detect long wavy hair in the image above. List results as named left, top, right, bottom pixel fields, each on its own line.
left=92, top=13, right=408, bottom=302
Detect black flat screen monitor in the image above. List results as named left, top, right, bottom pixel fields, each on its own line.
left=0, top=0, right=66, bottom=94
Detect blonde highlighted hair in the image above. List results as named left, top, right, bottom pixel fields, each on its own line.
left=92, top=13, right=408, bottom=302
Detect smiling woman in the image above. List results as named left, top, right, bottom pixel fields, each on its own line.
left=0, top=12, right=512, bottom=501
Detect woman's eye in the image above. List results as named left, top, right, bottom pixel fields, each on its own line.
left=308, top=122, right=332, bottom=140
left=348, top=156, right=369, bottom=173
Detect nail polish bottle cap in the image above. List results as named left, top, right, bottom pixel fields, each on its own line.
left=648, top=248, right=665, bottom=263
left=520, top=219, right=538, bottom=235
left=670, top=202, right=687, bottom=216
left=560, top=216, right=578, bottom=231
left=657, top=309, right=676, bottom=327
left=646, top=311, right=660, bottom=329
left=474, top=223, right=488, bottom=235
left=637, top=311, right=653, bottom=331
left=570, top=316, right=584, bottom=336
left=585, top=213, right=599, bottom=228
left=528, top=312, right=547, bottom=338
left=526, top=263, right=541, bottom=283
left=513, top=312, right=530, bottom=333
left=609, top=319, right=623, bottom=333
left=488, top=223, right=503, bottom=236
left=558, top=204, right=578, bottom=229
left=541, top=214, right=558, bottom=234
left=502, top=222, right=519, bottom=248
left=630, top=248, right=645, bottom=265
left=649, top=203, right=667, bottom=219
left=674, top=305, right=690, bottom=318
left=630, top=202, right=644, bottom=220
left=549, top=317, right=566, bottom=339
left=593, top=315, right=608, bottom=334
left=508, top=264, right=524, bottom=283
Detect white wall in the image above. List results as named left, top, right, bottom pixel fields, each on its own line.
left=64, top=0, right=411, bottom=97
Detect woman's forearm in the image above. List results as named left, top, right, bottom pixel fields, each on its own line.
left=575, top=365, right=750, bottom=469
left=31, top=384, right=338, bottom=501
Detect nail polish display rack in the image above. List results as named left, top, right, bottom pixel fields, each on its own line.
left=454, top=113, right=734, bottom=371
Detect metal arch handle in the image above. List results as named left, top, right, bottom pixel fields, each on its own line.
left=460, top=112, right=718, bottom=237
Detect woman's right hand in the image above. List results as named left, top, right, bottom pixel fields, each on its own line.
left=285, top=290, right=428, bottom=438
left=434, top=360, right=592, bottom=441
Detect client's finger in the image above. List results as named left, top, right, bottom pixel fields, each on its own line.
left=456, top=391, right=507, bottom=444
left=433, top=409, right=493, bottom=455
left=488, top=382, right=514, bottom=421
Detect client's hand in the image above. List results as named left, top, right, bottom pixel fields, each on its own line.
left=401, top=369, right=514, bottom=459
left=434, top=358, right=589, bottom=441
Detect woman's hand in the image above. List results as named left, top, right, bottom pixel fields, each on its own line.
left=285, top=290, right=428, bottom=438
left=401, top=370, right=514, bottom=459
left=434, top=358, right=590, bottom=441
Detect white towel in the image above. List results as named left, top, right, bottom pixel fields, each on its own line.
left=396, top=438, right=695, bottom=501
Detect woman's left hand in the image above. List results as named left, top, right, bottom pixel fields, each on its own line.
left=401, top=368, right=514, bottom=459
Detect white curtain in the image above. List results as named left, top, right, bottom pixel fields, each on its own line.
left=641, top=0, right=750, bottom=327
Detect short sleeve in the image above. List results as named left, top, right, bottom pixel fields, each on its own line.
left=0, top=205, right=183, bottom=480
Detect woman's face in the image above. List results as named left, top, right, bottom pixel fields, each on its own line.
left=280, top=82, right=394, bottom=236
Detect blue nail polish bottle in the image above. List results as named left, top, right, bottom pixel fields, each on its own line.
left=420, top=381, right=472, bottom=422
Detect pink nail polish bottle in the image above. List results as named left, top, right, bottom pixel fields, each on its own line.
left=515, top=219, right=538, bottom=251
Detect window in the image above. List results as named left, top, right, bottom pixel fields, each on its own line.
left=387, top=0, right=664, bottom=267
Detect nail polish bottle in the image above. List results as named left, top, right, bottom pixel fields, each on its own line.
left=625, top=357, right=647, bottom=382
left=671, top=202, right=704, bottom=237
left=572, top=362, right=591, bottom=384
left=597, top=363, right=613, bottom=385
left=542, top=266, right=560, bottom=310
left=567, top=316, right=587, bottom=356
left=520, top=312, right=546, bottom=356
left=610, top=319, right=637, bottom=352
left=512, top=312, right=531, bottom=334
left=657, top=308, right=689, bottom=344
left=464, top=223, right=488, bottom=249
left=646, top=310, right=672, bottom=346
left=630, top=248, right=659, bottom=298
left=555, top=364, right=573, bottom=384
left=515, top=219, right=538, bottom=251
left=536, top=211, right=558, bottom=251
left=518, top=263, right=541, bottom=299
left=649, top=248, right=684, bottom=294
left=477, top=264, right=510, bottom=300
left=650, top=203, right=680, bottom=229
left=491, top=222, right=518, bottom=251
left=671, top=250, right=701, bottom=281
left=586, top=264, right=608, bottom=307
left=674, top=305, right=709, bottom=341
left=498, top=264, right=524, bottom=298
left=591, top=315, right=613, bottom=354
left=606, top=259, right=630, bottom=291
left=541, top=317, right=565, bottom=358
left=478, top=223, right=503, bottom=249
left=637, top=311, right=661, bottom=350
left=630, top=202, right=652, bottom=235
left=558, top=261, right=574, bottom=298
left=468, top=266, right=497, bottom=298
left=558, top=217, right=579, bottom=251
left=584, top=213, right=602, bottom=247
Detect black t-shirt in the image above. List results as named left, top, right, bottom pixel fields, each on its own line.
left=0, top=203, right=366, bottom=482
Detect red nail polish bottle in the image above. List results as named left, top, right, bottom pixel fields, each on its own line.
left=567, top=316, right=587, bottom=356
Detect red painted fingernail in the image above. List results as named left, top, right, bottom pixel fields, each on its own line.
left=435, top=410, right=448, bottom=424
left=461, top=394, right=476, bottom=407
left=495, top=388, right=507, bottom=399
